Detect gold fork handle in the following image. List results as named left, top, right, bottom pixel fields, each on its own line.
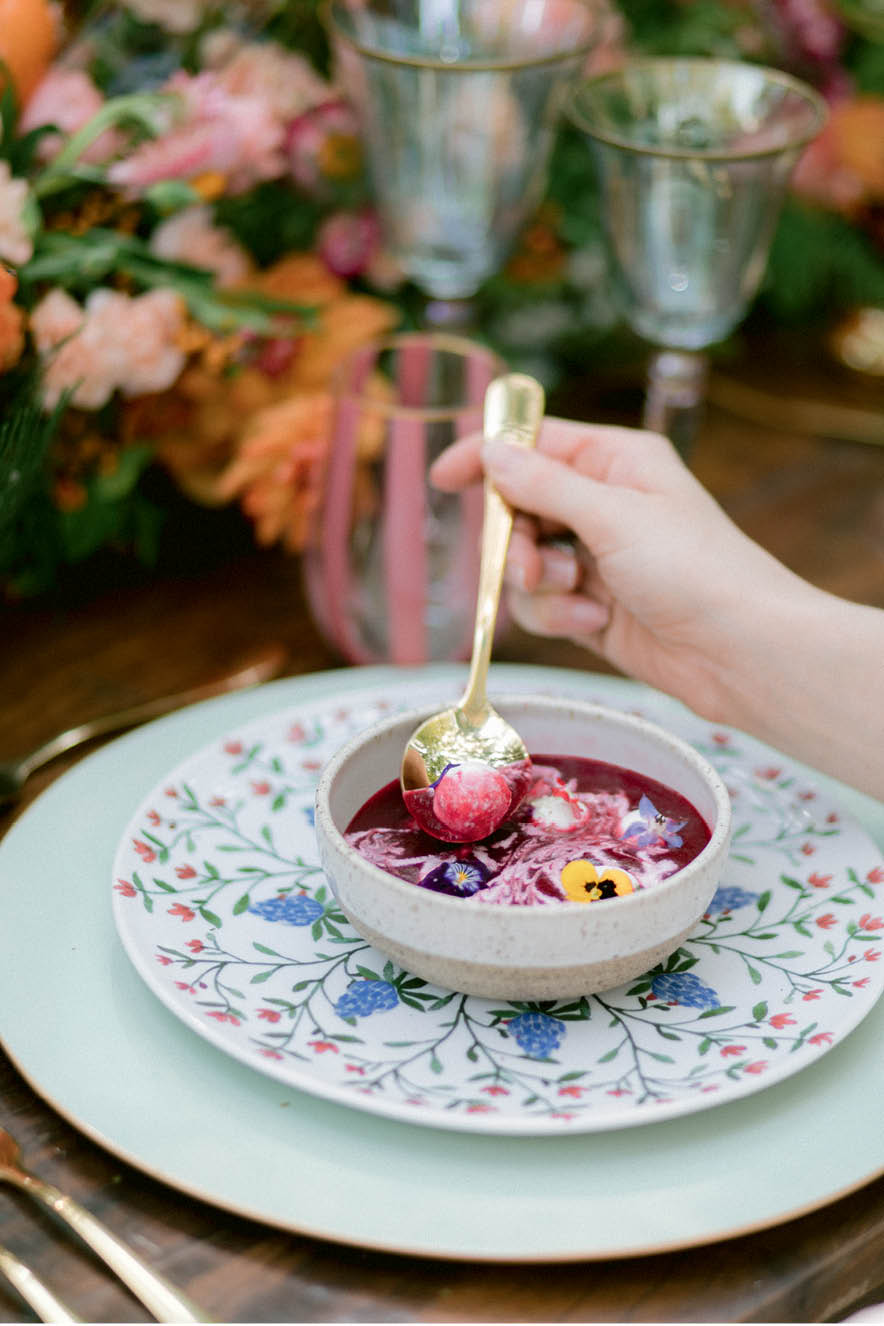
left=0, top=1243, right=83, bottom=1322
left=16, top=1173, right=212, bottom=1322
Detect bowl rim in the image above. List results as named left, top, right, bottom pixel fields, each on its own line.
left=314, top=692, right=732, bottom=918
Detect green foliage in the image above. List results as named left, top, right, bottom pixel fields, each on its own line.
left=215, top=181, right=324, bottom=267
left=762, top=201, right=884, bottom=321
left=617, top=0, right=751, bottom=57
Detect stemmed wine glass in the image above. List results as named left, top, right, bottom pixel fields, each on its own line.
left=326, top=0, right=600, bottom=326
left=567, top=58, right=827, bottom=455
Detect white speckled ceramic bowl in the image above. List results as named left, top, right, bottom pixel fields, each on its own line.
left=315, top=694, right=732, bottom=999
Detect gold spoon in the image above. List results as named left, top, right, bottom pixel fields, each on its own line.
left=0, top=1125, right=212, bottom=1321
left=400, top=372, right=545, bottom=843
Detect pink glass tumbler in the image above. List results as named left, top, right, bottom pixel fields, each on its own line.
left=304, top=333, right=506, bottom=665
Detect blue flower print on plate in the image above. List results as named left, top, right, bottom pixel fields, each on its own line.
left=249, top=894, right=324, bottom=926
left=111, top=675, right=884, bottom=1136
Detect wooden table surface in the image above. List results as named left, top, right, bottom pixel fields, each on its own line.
left=1, top=330, right=883, bottom=1323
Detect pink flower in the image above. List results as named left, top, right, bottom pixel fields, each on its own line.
left=175, top=864, right=197, bottom=880
left=711, top=732, right=731, bottom=746
left=20, top=68, right=119, bottom=163
left=204, top=37, right=332, bottom=122
left=0, top=161, right=33, bottom=267
left=251, top=780, right=271, bottom=796
left=317, top=209, right=381, bottom=279
left=208, top=1010, right=240, bottom=1025
left=466, top=1104, right=494, bottom=1113
left=853, top=977, right=870, bottom=988
left=258, top=1009, right=281, bottom=1022
left=185, top=939, right=204, bottom=953
left=769, top=1013, right=796, bottom=1029
left=809, top=1031, right=834, bottom=1046
left=31, top=286, right=186, bottom=410
left=756, top=766, right=781, bottom=781
left=816, top=913, right=837, bottom=929
left=720, top=1044, right=746, bottom=1057
left=146, top=810, right=161, bottom=826
left=285, top=98, right=362, bottom=193
left=802, top=988, right=823, bottom=1000
left=261, top=1048, right=284, bottom=1060
left=859, top=913, right=884, bottom=931
left=809, top=872, right=831, bottom=888
left=308, top=1040, right=338, bottom=1053
left=743, top=1061, right=768, bottom=1075
left=867, top=867, right=884, bottom=884
left=150, top=205, right=252, bottom=288
left=287, top=724, right=306, bottom=744
left=801, top=843, right=816, bottom=856
left=345, top=1064, right=365, bottom=1074
left=108, top=71, right=285, bottom=196
left=168, top=903, right=196, bottom=921
left=114, top=880, right=137, bottom=897
left=481, top=1085, right=509, bottom=1096
left=224, top=740, right=243, bottom=755
left=557, top=1085, right=585, bottom=1098
left=156, top=954, right=172, bottom=965
left=865, top=949, right=881, bottom=962
left=127, top=0, right=210, bottom=31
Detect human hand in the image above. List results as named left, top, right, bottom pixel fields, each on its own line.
left=431, top=417, right=810, bottom=723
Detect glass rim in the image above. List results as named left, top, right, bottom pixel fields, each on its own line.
left=566, top=57, right=829, bottom=161
left=332, top=331, right=508, bottom=420
left=324, top=0, right=599, bottom=74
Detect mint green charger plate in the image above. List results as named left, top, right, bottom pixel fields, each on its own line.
left=0, top=664, right=882, bottom=1262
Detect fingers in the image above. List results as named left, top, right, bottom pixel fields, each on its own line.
left=430, top=416, right=690, bottom=496
left=506, top=519, right=582, bottom=594
left=483, top=440, right=636, bottom=556
left=508, top=586, right=610, bottom=640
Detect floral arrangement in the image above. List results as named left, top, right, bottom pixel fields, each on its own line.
left=0, top=0, right=882, bottom=597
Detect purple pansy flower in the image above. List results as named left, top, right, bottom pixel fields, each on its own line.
left=420, top=856, right=490, bottom=897
left=621, top=794, right=686, bottom=849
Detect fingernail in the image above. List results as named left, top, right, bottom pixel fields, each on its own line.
left=542, top=546, right=580, bottom=591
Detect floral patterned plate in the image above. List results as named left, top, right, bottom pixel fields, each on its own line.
left=112, top=674, right=884, bottom=1136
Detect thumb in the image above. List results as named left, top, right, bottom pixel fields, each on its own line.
left=483, top=439, right=636, bottom=555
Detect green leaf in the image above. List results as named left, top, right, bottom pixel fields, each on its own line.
left=597, top=1047, right=619, bottom=1063
left=233, top=893, right=251, bottom=916
left=752, top=1001, right=769, bottom=1022
left=745, top=963, right=762, bottom=985
left=199, top=907, right=221, bottom=928
left=250, top=970, right=274, bottom=984
left=697, top=1004, right=736, bottom=1019
left=757, top=890, right=771, bottom=913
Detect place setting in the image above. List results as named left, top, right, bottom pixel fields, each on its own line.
left=2, top=366, right=883, bottom=1267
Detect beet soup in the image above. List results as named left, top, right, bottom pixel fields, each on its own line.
left=345, top=755, right=711, bottom=906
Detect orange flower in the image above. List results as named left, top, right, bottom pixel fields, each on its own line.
left=214, top=392, right=333, bottom=552
left=0, top=268, right=23, bottom=371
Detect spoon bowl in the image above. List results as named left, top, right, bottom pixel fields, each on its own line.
left=400, top=373, right=544, bottom=841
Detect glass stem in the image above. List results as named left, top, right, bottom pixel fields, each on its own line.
left=643, top=349, right=708, bottom=460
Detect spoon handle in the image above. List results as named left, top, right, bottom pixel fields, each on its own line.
left=460, top=374, right=545, bottom=724
left=8, top=1170, right=213, bottom=1322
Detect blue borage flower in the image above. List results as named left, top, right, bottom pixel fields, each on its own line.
left=419, top=856, right=490, bottom=897
left=621, top=794, right=687, bottom=849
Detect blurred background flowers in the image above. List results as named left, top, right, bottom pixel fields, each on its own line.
left=0, top=0, right=882, bottom=598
